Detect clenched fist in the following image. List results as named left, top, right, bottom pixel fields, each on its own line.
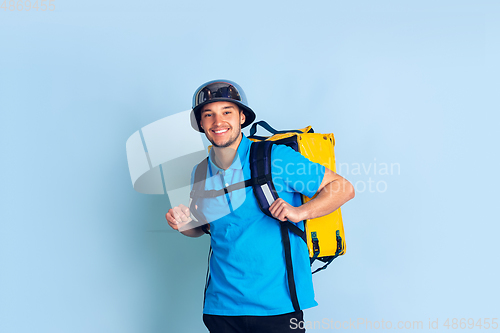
left=268, top=198, right=304, bottom=223
left=166, top=204, right=192, bottom=230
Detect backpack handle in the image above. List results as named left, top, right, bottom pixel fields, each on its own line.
left=248, top=121, right=307, bottom=138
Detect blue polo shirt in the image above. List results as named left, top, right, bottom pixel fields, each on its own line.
left=191, top=134, right=325, bottom=316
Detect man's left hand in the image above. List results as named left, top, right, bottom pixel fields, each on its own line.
left=269, top=198, right=304, bottom=223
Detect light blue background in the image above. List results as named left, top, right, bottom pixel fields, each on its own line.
left=1, top=1, right=499, bottom=332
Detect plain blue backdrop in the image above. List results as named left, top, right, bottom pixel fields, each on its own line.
left=1, top=1, right=499, bottom=332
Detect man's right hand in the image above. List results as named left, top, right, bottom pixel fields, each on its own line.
left=166, top=204, right=192, bottom=231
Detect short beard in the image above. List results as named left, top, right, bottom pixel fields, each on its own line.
left=208, top=117, right=242, bottom=148
left=210, top=130, right=241, bottom=148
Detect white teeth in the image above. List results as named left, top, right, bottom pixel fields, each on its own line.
left=214, top=129, right=228, bottom=134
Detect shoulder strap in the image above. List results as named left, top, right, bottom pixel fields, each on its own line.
left=189, top=157, right=253, bottom=231
left=249, top=141, right=307, bottom=246
left=191, top=180, right=253, bottom=198
left=250, top=140, right=306, bottom=312
left=249, top=141, right=279, bottom=215
left=189, top=158, right=210, bottom=230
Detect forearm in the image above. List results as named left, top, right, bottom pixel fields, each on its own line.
left=167, top=204, right=208, bottom=237
left=298, top=178, right=355, bottom=220
left=179, top=224, right=206, bottom=238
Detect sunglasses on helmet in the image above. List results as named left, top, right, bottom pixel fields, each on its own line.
left=193, top=82, right=242, bottom=108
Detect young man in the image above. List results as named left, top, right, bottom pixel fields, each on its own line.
left=166, top=80, right=354, bottom=333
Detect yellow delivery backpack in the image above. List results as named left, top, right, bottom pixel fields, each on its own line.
left=247, top=121, right=346, bottom=274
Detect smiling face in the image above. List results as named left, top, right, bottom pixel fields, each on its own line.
left=199, top=101, right=246, bottom=149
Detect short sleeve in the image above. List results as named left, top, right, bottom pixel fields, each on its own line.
left=270, top=144, right=325, bottom=198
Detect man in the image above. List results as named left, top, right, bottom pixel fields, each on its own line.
left=166, top=80, right=354, bottom=333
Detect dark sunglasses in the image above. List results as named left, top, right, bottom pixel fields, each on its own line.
left=194, top=82, right=242, bottom=108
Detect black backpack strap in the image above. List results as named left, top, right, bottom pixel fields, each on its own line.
left=249, top=141, right=307, bottom=241
left=287, top=223, right=307, bottom=243
left=248, top=121, right=312, bottom=140
left=190, top=158, right=210, bottom=228
left=250, top=140, right=304, bottom=312
left=249, top=141, right=279, bottom=215
left=189, top=159, right=212, bottom=310
left=191, top=157, right=253, bottom=232
left=280, top=221, right=300, bottom=312
left=311, top=230, right=344, bottom=274
left=309, top=231, right=320, bottom=264
left=191, top=179, right=253, bottom=198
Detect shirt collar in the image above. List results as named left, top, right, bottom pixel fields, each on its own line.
left=208, top=133, right=251, bottom=174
